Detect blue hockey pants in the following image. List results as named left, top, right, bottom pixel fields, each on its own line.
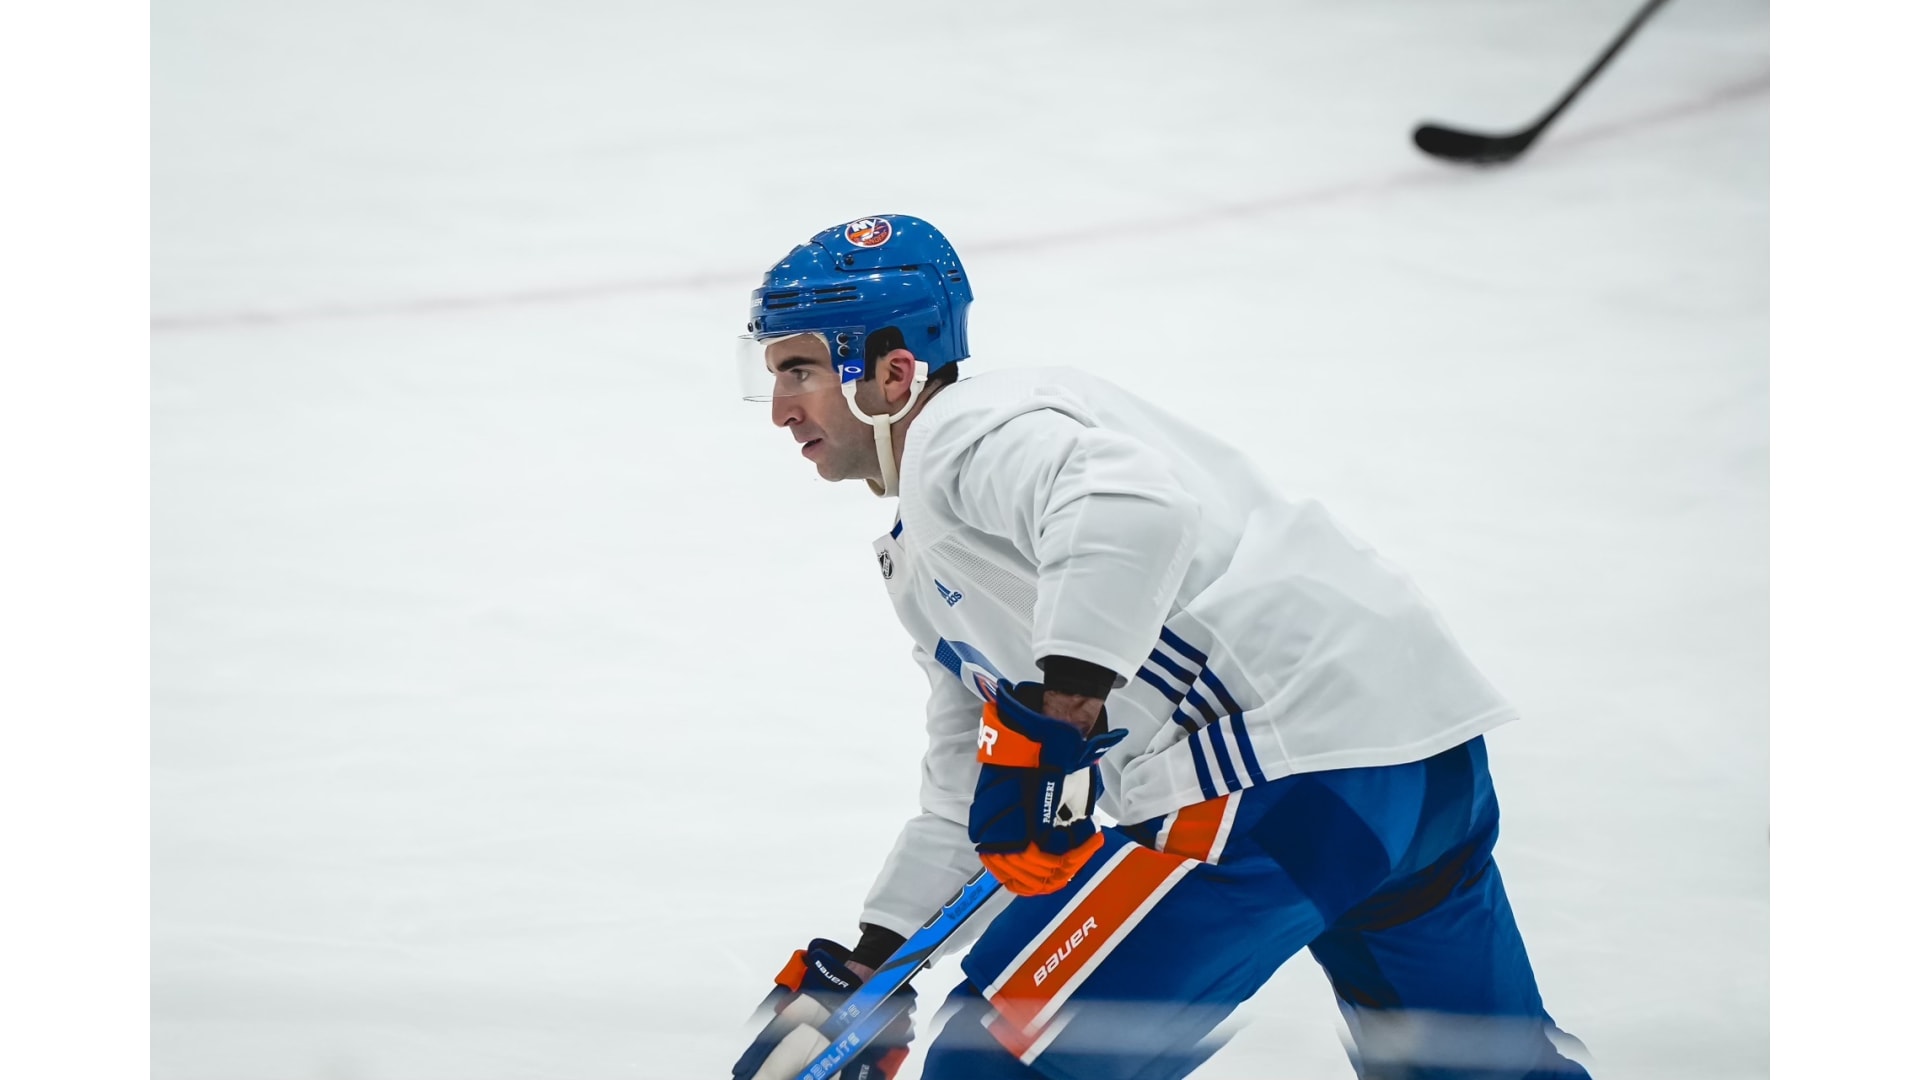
left=918, top=737, right=1589, bottom=1080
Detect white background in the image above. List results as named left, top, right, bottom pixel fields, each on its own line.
left=147, top=2, right=1765, bottom=1077
left=15, top=0, right=1803, bottom=1077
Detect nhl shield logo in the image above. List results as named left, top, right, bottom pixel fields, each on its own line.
left=878, top=549, right=894, bottom=580
left=844, top=217, right=892, bottom=248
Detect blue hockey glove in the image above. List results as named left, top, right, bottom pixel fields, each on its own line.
left=731, top=938, right=915, bottom=1080
left=969, top=680, right=1127, bottom=896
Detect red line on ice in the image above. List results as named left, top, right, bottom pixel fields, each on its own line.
left=151, top=74, right=1768, bottom=335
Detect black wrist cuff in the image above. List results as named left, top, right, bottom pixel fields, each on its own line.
left=850, top=923, right=908, bottom=972
left=1042, top=654, right=1117, bottom=700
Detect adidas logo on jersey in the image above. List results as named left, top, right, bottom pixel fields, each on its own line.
left=1033, top=917, right=1098, bottom=986
left=935, top=579, right=963, bottom=606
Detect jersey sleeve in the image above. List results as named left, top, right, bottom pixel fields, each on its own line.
left=944, top=408, right=1201, bottom=682
left=858, top=643, right=986, bottom=938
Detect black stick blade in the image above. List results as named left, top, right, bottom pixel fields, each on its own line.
left=1412, top=123, right=1540, bottom=165
left=1412, top=0, right=1670, bottom=168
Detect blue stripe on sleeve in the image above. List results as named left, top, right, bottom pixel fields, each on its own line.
left=1184, top=687, right=1220, bottom=725
left=1135, top=665, right=1184, bottom=705
left=1188, top=732, right=1220, bottom=800
left=1206, top=721, right=1243, bottom=792
left=1230, top=714, right=1268, bottom=786
left=1147, top=648, right=1198, bottom=683
left=1157, top=626, right=1209, bottom=667
left=1197, top=668, right=1243, bottom=715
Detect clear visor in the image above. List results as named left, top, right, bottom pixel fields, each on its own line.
left=735, top=331, right=860, bottom=401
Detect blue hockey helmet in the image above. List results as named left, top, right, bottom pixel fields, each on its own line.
left=739, top=214, right=973, bottom=394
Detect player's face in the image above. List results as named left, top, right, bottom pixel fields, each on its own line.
left=766, top=335, right=875, bottom=482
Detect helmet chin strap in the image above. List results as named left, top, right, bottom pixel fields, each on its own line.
left=843, top=362, right=928, bottom=498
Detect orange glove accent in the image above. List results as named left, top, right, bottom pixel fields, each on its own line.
left=980, top=831, right=1106, bottom=897
left=976, top=698, right=1045, bottom=767
left=772, top=948, right=810, bottom=993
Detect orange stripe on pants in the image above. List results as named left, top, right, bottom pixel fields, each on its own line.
left=1162, top=793, right=1232, bottom=862
left=985, top=844, right=1191, bottom=1055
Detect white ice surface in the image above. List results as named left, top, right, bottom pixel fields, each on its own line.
left=152, top=2, right=1768, bottom=1077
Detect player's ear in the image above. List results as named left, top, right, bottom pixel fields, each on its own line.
left=880, top=348, right=919, bottom=404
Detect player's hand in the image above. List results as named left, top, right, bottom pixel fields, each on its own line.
left=969, top=680, right=1127, bottom=896
left=731, top=939, right=914, bottom=1080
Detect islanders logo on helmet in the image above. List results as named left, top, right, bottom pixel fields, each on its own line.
left=844, top=217, right=892, bottom=248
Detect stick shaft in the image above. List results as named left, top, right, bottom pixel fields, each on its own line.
left=1525, top=0, right=1673, bottom=133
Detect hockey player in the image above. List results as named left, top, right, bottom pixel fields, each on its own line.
left=729, top=215, right=1589, bottom=1080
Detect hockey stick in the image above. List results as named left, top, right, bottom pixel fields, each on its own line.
left=786, top=868, right=1003, bottom=1080
left=1412, top=0, right=1672, bottom=165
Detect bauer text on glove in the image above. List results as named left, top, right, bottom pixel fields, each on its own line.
left=731, top=938, right=914, bottom=1080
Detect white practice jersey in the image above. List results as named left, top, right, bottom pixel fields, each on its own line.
left=858, top=367, right=1517, bottom=938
